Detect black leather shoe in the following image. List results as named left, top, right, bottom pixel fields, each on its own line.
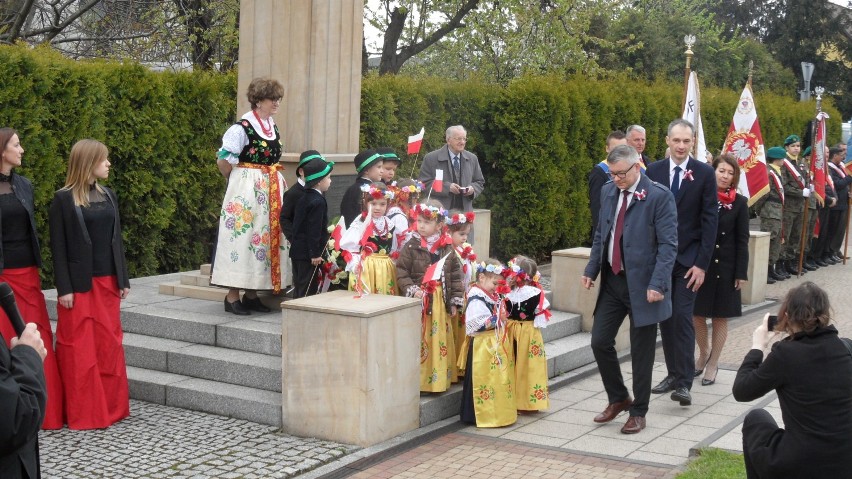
left=832, top=254, right=844, bottom=263
left=242, top=295, right=271, bottom=313
left=671, top=387, right=692, bottom=406
left=776, top=261, right=791, bottom=278
left=224, top=298, right=251, bottom=315
left=815, top=258, right=829, bottom=267
left=823, top=256, right=838, bottom=265
left=787, top=260, right=806, bottom=275
left=766, top=266, right=777, bottom=284
left=803, top=260, right=817, bottom=271
left=651, top=376, right=675, bottom=394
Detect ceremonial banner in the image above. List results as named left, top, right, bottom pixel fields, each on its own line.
left=682, top=71, right=708, bottom=163
left=810, top=112, right=829, bottom=202
left=722, top=84, right=769, bottom=206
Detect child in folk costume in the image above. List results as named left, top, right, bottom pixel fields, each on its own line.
left=340, top=182, right=399, bottom=295
left=459, top=259, right=517, bottom=427
left=396, top=201, right=464, bottom=392
left=505, top=255, right=551, bottom=411
left=387, top=179, right=422, bottom=249
left=446, top=210, right=477, bottom=370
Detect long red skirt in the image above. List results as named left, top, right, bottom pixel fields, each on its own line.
left=55, top=275, right=129, bottom=430
left=0, top=266, right=65, bottom=429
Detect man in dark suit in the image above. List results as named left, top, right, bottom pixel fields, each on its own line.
left=826, top=146, right=852, bottom=263
left=1, top=323, right=47, bottom=479
left=582, top=144, right=677, bottom=434
left=587, top=131, right=628, bottom=245
left=646, top=119, right=718, bottom=406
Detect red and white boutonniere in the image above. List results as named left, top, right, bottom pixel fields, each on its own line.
left=683, top=169, right=695, bottom=181
left=720, top=203, right=733, bottom=210
left=634, top=189, right=647, bottom=201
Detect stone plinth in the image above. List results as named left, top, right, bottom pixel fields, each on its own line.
left=281, top=290, right=421, bottom=447
left=551, top=248, right=629, bottom=351
left=237, top=0, right=363, bottom=187
left=742, top=231, right=769, bottom=305
left=472, top=208, right=491, bottom=258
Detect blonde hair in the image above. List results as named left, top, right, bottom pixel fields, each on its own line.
left=63, top=139, right=108, bottom=207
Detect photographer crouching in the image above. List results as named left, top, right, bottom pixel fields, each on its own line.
left=1, top=322, right=47, bottom=478
left=733, top=282, right=852, bottom=478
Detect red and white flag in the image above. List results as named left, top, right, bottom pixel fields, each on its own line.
left=422, top=253, right=450, bottom=287
left=810, top=112, right=830, bottom=203
left=682, top=72, right=708, bottom=163
left=407, top=127, right=425, bottom=155
left=431, top=169, right=444, bottom=193
left=722, top=84, right=769, bottom=206
left=330, top=216, right=346, bottom=250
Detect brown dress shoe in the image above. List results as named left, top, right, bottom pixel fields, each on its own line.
left=620, top=416, right=646, bottom=434
left=593, top=398, right=633, bottom=423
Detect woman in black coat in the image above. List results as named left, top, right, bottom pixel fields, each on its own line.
left=733, top=282, right=852, bottom=479
left=693, top=155, right=749, bottom=385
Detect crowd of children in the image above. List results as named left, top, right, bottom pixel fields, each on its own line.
left=282, top=146, right=552, bottom=429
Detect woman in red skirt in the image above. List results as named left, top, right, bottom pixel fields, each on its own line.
left=49, top=139, right=131, bottom=430
left=0, top=127, right=64, bottom=429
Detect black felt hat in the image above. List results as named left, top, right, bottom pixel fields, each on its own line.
left=299, top=150, right=324, bottom=170
left=303, top=158, right=334, bottom=188
left=354, top=149, right=382, bottom=174
left=376, top=147, right=401, bottom=165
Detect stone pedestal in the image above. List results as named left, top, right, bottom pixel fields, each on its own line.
left=281, top=290, right=421, bottom=447
left=742, top=231, right=769, bottom=305
left=472, top=208, right=491, bottom=258
left=551, top=248, right=630, bottom=351
left=237, top=0, right=364, bottom=187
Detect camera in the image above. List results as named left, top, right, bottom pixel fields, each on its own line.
left=767, top=315, right=778, bottom=332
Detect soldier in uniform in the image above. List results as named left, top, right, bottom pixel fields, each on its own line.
left=800, top=146, right=822, bottom=271
left=780, top=135, right=809, bottom=276
left=753, top=147, right=788, bottom=283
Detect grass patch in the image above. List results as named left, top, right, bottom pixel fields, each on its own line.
left=677, top=448, right=746, bottom=479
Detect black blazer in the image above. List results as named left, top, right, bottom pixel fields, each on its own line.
left=340, top=177, right=371, bottom=228
left=48, top=186, right=130, bottom=296
left=0, top=173, right=42, bottom=273
left=290, top=189, right=328, bottom=260
left=280, top=181, right=305, bottom=242
left=829, top=163, right=852, bottom=212
left=646, top=157, right=718, bottom=270
left=586, top=164, right=609, bottom=239
left=733, top=326, right=852, bottom=478
left=710, top=194, right=749, bottom=281
left=0, top=334, right=45, bottom=479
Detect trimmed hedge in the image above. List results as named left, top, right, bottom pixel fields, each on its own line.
left=0, top=45, right=839, bottom=278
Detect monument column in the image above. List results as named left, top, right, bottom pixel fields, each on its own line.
left=237, top=0, right=363, bottom=186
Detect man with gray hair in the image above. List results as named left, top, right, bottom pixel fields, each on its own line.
left=626, top=125, right=652, bottom=164
left=582, top=144, right=677, bottom=434
left=418, top=125, right=485, bottom=217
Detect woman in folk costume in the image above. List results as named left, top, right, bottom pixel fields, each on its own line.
left=505, top=255, right=551, bottom=411
left=396, top=201, right=464, bottom=392
left=212, top=77, right=290, bottom=315
left=446, top=210, right=477, bottom=371
left=459, top=259, right=517, bottom=428
left=0, top=128, right=63, bottom=429
left=49, top=139, right=131, bottom=429
left=387, top=179, right=422, bottom=249
left=340, top=182, right=399, bottom=295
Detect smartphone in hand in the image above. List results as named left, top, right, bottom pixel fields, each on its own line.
left=767, top=315, right=778, bottom=331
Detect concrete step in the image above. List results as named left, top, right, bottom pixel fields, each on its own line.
left=127, top=366, right=281, bottom=427
left=180, top=271, right=210, bottom=287
left=540, top=310, right=582, bottom=343
left=200, top=263, right=212, bottom=276
left=418, top=328, right=594, bottom=427
left=123, top=332, right=281, bottom=392
left=159, top=281, right=227, bottom=301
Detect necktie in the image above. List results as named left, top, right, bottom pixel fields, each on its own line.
left=452, top=155, right=461, bottom=181
left=611, top=190, right=629, bottom=274
left=671, top=165, right=681, bottom=196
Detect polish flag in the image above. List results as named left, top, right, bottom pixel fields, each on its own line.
left=431, top=169, right=444, bottom=193
left=407, top=127, right=425, bottom=154
left=722, top=84, right=770, bottom=206
left=422, top=253, right=450, bottom=287
left=330, top=216, right=346, bottom=250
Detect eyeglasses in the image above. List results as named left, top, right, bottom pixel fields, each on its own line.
left=608, top=164, right=635, bottom=179
left=451, top=136, right=468, bottom=142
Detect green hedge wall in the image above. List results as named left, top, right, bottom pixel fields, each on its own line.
left=0, top=45, right=839, bottom=279
left=0, top=45, right=235, bottom=285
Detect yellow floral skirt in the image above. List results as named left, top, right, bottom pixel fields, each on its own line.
left=458, top=333, right=517, bottom=427
left=451, top=311, right=466, bottom=376
left=420, top=286, right=457, bottom=392
left=348, top=253, right=398, bottom=295
left=507, top=319, right=549, bottom=410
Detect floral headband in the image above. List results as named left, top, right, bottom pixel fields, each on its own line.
left=360, top=183, right=395, bottom=201
left=413, top=203, right=447, bottom=221
left=446, top=211, right=475, bottom=226
left=507, top=259, right=541, bottom=284
left=390, top=180, right=424, bottom=202
left=476, top=261, right=505, bottom=276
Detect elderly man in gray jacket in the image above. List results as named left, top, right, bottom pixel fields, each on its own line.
left=418, top=125, right=485, bottom=213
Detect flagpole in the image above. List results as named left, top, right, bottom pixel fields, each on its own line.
left=747, top=60, right=754, bottom=90
left=682, top=35, right=696, bottom=114
left=798, top=86, right=826, bottom=274
left=844, top=198, right=851, bottom=265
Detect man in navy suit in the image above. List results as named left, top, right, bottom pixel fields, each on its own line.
left=582, top=145, right=677, bottom=434
left=646, top=119, right=718, bottom=406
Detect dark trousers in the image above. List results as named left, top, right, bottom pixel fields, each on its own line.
left=460, top=338, right=476, bottom=424
left=743, top=408, right=782, bottom=479
left=659, top=262, right=696, bottom=389
left=291, top=259, right=319, bottom=299
left=590, top=267, right=657, bottom=417
left=811, top=206, right=832, bottom=259
left=829, top=209, right=849, bottom=255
